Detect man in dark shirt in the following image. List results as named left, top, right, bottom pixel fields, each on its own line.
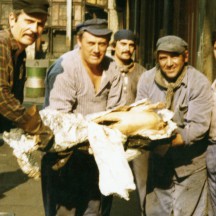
left=0, top=0, right=53, bottom=149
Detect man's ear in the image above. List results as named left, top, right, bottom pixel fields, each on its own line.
left=184, top=50, right=189, bottom=63
left=76, top=35, right=81, bottom=48
left=134, top=44, right=136, bottom=50
left=8, top=12, right=16, bottom=28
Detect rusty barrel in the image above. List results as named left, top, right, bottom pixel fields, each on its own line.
left=25, top=60, right=49, bottom=98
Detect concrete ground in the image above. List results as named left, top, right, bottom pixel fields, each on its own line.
left=0, top=97, right=141, bottom=216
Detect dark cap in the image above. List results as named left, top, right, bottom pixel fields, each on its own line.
left=114, top=29, right=136, bottom=42
left=156, top=35, right=188, bottom=53
left=76, top=18, right=112, bottom=36
left=12, top=0, right=49, bottom=15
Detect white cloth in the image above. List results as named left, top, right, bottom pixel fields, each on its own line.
left=88, top=122, right=135, bottom=200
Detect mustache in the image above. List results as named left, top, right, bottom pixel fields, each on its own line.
left=24, top=33, right=38, bottom=40
left=122, top=51, right=131, bottom=55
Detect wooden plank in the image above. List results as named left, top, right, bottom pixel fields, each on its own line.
left=97, top=0, right=107, bottom=6
left=86, top=0, right=96, bottom=4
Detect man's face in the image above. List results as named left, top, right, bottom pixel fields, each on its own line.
left=213, top=41, right=216, bottom=59
left=114, top=39, right=135, bottom=62
left=9, top=11, right=47, bottom=48
left=158, top=50, right=189, bottom=80
left=78, top=32, right=109, bottom=67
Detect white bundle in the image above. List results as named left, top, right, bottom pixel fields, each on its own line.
left=40, top=109, right=89, bottom=152
left=3, top=109, right=90, bottom=180
left=3, top=128, right=41, bottom=180
left=88, top=122, right=135, bottom=200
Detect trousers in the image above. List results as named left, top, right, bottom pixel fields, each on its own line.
left=41, top=151, right=102, bottom=216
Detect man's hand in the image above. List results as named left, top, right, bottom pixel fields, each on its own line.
left=171, top=133, right=184, bottom=147
left=17, top=105, right=43, bottom=134
left=17, top=105, right=54, bottom=151
left=151, top=133, right=185, bottom=156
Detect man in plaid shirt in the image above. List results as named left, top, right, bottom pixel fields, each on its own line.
left=0, top=0, right=53, bottom=149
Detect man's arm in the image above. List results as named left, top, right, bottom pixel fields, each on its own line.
left=0, top=37, right=27, bottom=123
left=176, top=74, right=213, bottom=145
left=136, top=69, right=154, bottom=101
left=0, top=38, right=53, bottom=149
left=46, top=58, right=77, bottom=112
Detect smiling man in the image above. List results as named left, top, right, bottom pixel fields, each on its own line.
left=136, top=35, right=213, bottom=215
left=0, top=0, right=53, bottom=148
left=42, top=18, right=125, bottom=216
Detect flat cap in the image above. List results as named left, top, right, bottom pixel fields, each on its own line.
left=156, top=35, right=188, bottom=53
left=114, top=29, right=136, bottom=42
left=76, top=18, right=112, bottom=36
left=12, top=0, right=49, bottom=15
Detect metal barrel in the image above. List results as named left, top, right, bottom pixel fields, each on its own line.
left=25, top=60, right=49, bottom=98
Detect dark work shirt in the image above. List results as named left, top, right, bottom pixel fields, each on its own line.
left=0, top=29, right=26, bottom=132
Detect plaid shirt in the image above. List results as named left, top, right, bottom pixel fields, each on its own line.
left=0, top=29, right=27, bottom=132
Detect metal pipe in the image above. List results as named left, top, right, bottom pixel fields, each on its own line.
left=134, top=0, right=138, bottom=33
left=66, top=0, right=72, bottom=50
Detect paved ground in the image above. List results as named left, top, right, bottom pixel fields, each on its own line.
left=0, top=97, right=141, bottom=216
left=0, top=141, right=44, bottom=216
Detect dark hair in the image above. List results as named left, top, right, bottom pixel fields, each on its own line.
left=77, top=30, right=85, bottom=40
left=12, top=9, right=23, bottom=21
left=111, top=40, right=116, bottom=48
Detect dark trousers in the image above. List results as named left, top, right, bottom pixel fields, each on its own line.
left=101, top=195, right=113, bottom=216
left=131, top=152, right=149, bottom=216
left=41, top=151, right=102, bottom=216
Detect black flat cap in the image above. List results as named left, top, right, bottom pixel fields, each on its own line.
left=12, top=0, right=49, bottom=15
left=114, top=29, right=136, bottom=42
left=76, top=18, right=112, bottom=36
left=156, top=35, right=188, bottom=53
